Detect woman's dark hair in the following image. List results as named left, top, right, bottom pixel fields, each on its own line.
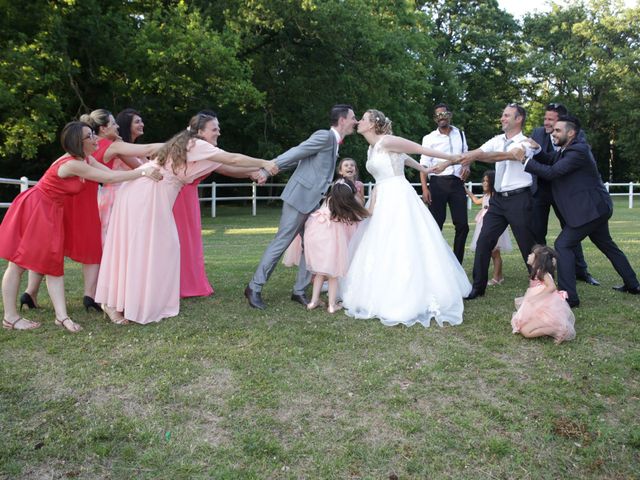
left=483, top=170, right=496, bottom=195
left=155, top=113, right=215, bottom=174
left=61, top=121, right=91, bottom=158
left=530, top=244, right=557, bottom=281
left=327, top=178, right=369, bottom=224
left=116, top=108, right=142, bottom=143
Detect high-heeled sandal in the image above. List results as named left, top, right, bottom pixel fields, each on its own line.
left=19, top=292, right=38, bottom=311
left=83, top=296, right=101, bottom=312
left=327, top=303, right=343, bottom=314
left=55, top=317, right=82, bottom=333
left=306, top=300, right=326, bottom=311
left=487, top=278, right=504, bottom=286
left=101, top=304, right=129, bottom=325
left=3, top=317, right=41, bottom=330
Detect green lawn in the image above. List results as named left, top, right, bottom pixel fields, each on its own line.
left=1, top=199, right=639, bottom=479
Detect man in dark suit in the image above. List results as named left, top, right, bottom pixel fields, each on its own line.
left=524, top=115, right=639, bottom=307
left=530, top=103, right=599, bottom=286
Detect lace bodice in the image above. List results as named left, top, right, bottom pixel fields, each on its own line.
left=366, top=137, right=406, bottom=182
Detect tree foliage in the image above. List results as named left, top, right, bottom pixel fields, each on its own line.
left=0, top=0, right=638, bottom=181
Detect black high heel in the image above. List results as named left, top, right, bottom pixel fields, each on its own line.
left=83, top=296, right=101, bottom=312
left=19, top=292, right=37, bottom=311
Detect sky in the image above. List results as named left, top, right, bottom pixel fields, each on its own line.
left=498, top=0, right=638, bottom=18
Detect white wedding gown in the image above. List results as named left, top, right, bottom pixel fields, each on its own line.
left=341, top=137, right=472, bottom=327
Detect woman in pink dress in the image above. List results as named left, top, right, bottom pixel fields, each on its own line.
left=511, top=245, right=576, bottom=344
left=95, top=113, right=278, bottom=324
left=0, top=122, right=163, bottom=332
left=20, top=109, right=162, bottom=312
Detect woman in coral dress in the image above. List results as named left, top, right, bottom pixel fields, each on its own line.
left=0, top=122, right=162, bottom=332
left=20, top=109, right=162, bottom=312
left=95, top=112, right=277, bottom=324
left=511, top=245, right=576, bottom=344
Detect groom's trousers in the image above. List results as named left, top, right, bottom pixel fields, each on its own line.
left=250, top=202, right=313, bottom=295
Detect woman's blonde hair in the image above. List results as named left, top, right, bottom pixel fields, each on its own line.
left=366, top=109, right=393, bottom=135
left=155, top=113, right=216, bottom=174
left=79, top=109, right=112, bottom=134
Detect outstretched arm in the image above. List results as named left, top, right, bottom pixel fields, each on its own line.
left=58, top=159, right=163, bottom=184
left=105, top=141, right=163, bottom=164
left=464, top=186, right=483, bottom=205
left=460, top=147, right=525, bottom=167
left=382, top=135, right=456, bottom=161
left=274, top=130, right=332, bottom=171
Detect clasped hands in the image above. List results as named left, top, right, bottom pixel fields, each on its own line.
left=250, top=160, right=279, bottom=185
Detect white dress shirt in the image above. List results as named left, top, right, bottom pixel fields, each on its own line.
left=479, top=132, right=533, bottom=192
left=420, top=126, right=467, bottom=177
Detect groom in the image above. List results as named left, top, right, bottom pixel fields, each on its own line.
left=245, top=104, right=358, bottom=309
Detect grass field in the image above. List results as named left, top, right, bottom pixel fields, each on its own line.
left=1, top=199, right=638, bottom=479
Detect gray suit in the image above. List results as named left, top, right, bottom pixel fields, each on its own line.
left=250, top=129, right=339, bottom=294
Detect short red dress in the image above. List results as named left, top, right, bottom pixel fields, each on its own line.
left=62, top=137, right=112, bottom=263
left=0, top=156, right=85, bottom=276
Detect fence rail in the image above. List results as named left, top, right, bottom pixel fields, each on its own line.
left=1, top=176, right=638, bottom=216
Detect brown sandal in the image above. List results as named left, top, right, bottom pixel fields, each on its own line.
left=3, top=317, right=41, bottom=331
left=55, top=317, right=82, bottom=333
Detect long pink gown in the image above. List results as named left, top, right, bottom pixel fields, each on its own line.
left=173, top=178, right=214, bottom=298
left=95, top=139, right=222, bottom=324
left=511, top=278, right=576, bottom=343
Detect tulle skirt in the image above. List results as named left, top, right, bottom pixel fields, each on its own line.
left=341, top=176, right=472, bottom=327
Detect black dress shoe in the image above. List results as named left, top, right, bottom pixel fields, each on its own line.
left=464, top=288, right=485, bottom=300
left=612, top=284, right=640, bottom=295
left=244, top=285, right=266, bottom=309
left=291, top=292, right=310, bottom=306
left=566, top=298, right=580, bottom=308
left=577, top=273, right=600, bottom=286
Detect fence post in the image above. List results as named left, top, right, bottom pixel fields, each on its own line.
left=252, top=182, right=257, bottom=216
left=630, top=182, right=634, bottom=209
left=20, top=176, right=29, bottom=192
left=210, top=182, right=216, bottom=218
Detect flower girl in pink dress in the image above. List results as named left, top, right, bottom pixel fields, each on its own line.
left=465, top=170, right=512, bottom=285
left=511, top=245, right=576, bottom=344
left=303, top=179, right=370, bottom=313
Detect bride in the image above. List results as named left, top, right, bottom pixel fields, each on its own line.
left=341, top=109, right=472, bottom=327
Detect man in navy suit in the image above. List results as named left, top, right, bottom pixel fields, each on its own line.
left=530, top=103, right=599, bottom=286
left=524, top=115, right=639, bottom=307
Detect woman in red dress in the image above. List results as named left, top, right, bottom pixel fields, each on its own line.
left=20, top=110, right=159, bottom=312
left=1, top=121, right=163, bottom=332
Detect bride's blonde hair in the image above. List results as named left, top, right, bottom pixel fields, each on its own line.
left=366, top=109, right=393, bottom=135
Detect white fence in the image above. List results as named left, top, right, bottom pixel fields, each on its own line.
left=1, top=176, right=639, bottom=216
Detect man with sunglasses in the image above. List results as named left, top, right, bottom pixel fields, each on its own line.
left=530, top=102, right=600, bottom=286
left=419, top=103, right=470, bottom=264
